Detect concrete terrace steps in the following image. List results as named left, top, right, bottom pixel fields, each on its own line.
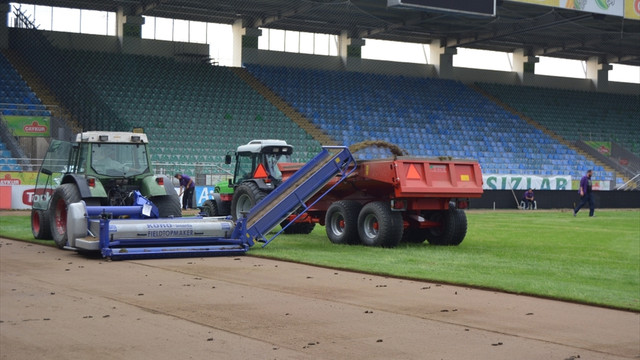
left=230, top=67, right=337, bottom=147
left=2, top=48, right=82, bottom=134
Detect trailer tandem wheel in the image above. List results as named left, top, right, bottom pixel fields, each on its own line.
left=280, top=220, right=316, bottom=234
left=325, top=200, right=362, bottom=245
left=401, top=228, right=429, bottom=244
left=357, top=201, right=403, bottom=248
left=425, top=207, right=467, bottom=246
left=49, top=183, right=82, bottom=249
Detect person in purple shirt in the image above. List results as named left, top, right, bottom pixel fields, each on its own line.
left=174, top=173, right=195, bottom=210
left=523, top=188, right=535, bottom=210
left=573, top=169, right=594, bottom=217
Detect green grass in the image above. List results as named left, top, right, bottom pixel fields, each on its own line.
left=252, top=209, right=640, bottom=311
left=0, top=214, right=52, bottom=246
left=1, top=210, right=638, bottom=311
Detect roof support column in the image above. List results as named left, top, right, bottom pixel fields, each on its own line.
left=116, top=7, right=145, bottom=53
left=233, top=20, right=262, bottom=67
left=339, top=31, right=365, bottom=71
left=231, top=20, right=244, bottom=67
left=513, top=49, right=538, bottom=85
left=430, top=40, right=456, bottom=79
left=587, top=56, right=611, bottom=92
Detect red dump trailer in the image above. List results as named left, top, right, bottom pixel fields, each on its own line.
left=279, top=157, right=483, bottom=247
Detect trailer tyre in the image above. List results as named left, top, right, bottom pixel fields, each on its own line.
left=280, top=220, right=316, bottom=234
left=31, top=208, right=52, bottom=240
left=49, top=183, right=81, bottom=249
left=450, top=208, right=468, bottom=245
left=357, top=201, right=403, bottom=248
left=231, top=182, right=267, bottom=220
left=151, top=195, right=182, bottom=218
left=425, top=208, right=467, bottom=246
left=401, top=228, right=429, bottom=244
left=202, top=200, right=219, bottom=217
left=325, top=200, right=361, bottom=245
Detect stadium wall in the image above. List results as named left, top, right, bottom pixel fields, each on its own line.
left=453, top=67, right=519, bottom=86
left=242, top=48, right=439, bottom=77
left=469, top=190, right=640, bottom=209
left=242, top=48, right=344, bottom=71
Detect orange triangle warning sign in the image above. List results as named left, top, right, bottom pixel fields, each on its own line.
left=406, top=164, right=421, bottom=180
left=253, top=163, right=269, bottom=179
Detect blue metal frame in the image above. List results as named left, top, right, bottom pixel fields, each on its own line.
left=256, top=146, right=357, bottom=247
left=78, top=147, right=355, bottom=260
left=85, top=190, right=159, bottom=219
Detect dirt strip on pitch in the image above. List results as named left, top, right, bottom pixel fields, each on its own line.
left=1, top=238, right=638, bottom=360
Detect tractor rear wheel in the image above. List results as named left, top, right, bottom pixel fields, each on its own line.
left=49, top=183, right=81, bottom=249
left=325, top=200, right=361, bottom=245
left=31, top=208, right=52, bottom=240
left=357, top=201, right=403, bottom=247
left=231, top=182, right=267, bottom=220
left=151, top=195, right=182, bottom=218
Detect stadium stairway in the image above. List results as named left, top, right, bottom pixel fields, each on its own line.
left=230, top=67, right=337, bottom=147
left=0, top=50, right=48, bottom=117
left=476, top=82, right=639, bottom=157
left=472, top=84, right=624, bottom=184
left=2, top=49, right=81, bottom=134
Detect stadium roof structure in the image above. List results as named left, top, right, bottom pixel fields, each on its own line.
left=19, top=0, right=640, bottom=67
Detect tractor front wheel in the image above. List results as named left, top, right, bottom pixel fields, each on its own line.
left=49, top=184, right=81, bottom=249
left=31, top=208, right=52, bottom=240
left=202, top=200, right=219, bottom=217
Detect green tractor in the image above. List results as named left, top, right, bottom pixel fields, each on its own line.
left=201, top=139, right=315, bottom=234
left=31, top=131, right=181, bottom=248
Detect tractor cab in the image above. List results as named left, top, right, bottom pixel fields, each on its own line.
left=229, top=140, right=293, bottom=189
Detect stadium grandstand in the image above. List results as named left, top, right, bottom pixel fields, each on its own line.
left=0, top=0, right=639, bottom=200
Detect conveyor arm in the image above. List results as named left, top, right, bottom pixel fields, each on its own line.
left=243, top=146, right=356, bottom=246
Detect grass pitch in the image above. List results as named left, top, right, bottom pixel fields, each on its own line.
left=1, top=209, right=638, bottom=311
left=251, top=209, right=640, bottom=311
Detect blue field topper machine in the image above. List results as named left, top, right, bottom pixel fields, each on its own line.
left=64, top=146, right=356, bottom=260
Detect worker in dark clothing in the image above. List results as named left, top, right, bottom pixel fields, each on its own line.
left=175, top=173, right=195, bottom=210
left=573, top=169, right=594, bottom=217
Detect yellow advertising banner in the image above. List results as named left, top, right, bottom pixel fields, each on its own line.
left=625, top=0, right=640, bottom=19
left=508, top=0, right=637, bottom=18
left=559, top=0, right=624, bottom=16
left=0, top=172, right=38, bottom=186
